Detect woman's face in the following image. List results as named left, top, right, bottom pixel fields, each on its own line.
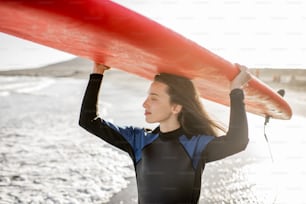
left=143, top=81, right=179, bottom=124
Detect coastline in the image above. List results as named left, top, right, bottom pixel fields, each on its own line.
left=1, top=57, right=305, bottom=90
left=0, top=57, right=305, bottom=117
left=0, top=58, right=92, bottom=79
left=1, top=57, right=306, bottom=86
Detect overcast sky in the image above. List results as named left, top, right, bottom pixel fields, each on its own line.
left=1, top=0, right=305, bottom=70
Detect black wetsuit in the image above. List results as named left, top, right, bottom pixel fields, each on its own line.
left=79, top=74, right=249, bottom=204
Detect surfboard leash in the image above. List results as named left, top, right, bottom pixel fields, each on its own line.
left=264, top=115, right=274, bottom=162
left=263, top=89, right=285, bottom=162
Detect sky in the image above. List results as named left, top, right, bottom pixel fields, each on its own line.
left=1, top=0, right=306, bottom=70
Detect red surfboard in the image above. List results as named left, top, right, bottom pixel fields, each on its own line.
left=0, top=0, right=292, bottom=120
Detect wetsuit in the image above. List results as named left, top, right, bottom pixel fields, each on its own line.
left=79, top=74, right=249, bottom=204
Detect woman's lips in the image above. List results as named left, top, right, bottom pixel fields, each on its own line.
left=144, top=111, right=151, bottom=115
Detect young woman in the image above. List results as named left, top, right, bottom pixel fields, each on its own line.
left=79, top=63, right=251, bottom=204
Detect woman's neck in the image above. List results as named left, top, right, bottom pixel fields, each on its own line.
left=159, top=121, right=181, bottom=133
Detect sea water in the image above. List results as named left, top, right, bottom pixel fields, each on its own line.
left=0, top=74, right=305, bottom=204
left=0, top=75, right=137, bottom=203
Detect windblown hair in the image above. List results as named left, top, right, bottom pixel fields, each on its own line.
left=154, top=73, right=225, bottom=137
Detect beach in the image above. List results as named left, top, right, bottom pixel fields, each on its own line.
left=1, top=58, right=306, bottom=204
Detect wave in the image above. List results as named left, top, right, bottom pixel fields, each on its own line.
left=0, top=76, right=55, bottom=96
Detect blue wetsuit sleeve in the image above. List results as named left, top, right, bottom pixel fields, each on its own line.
left=204, top=89, right=249, bottom=162
left=78, top=74, right=139, bottom=162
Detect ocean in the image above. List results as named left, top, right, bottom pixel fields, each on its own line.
left=0, top=74, right=137, bottom=203
left=0, top=71, right=305, bottom=203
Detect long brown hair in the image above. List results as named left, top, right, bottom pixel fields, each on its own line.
left=154, top=73, right=225, bottom=137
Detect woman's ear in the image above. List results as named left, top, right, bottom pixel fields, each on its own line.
left=171, top=104, right=183, bottom=115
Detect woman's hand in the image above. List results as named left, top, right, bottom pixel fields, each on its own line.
left=92, top=62, right=110, bottom=74
left=230, top=64, right=252, bottom=90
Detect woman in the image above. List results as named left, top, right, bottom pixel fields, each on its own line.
left=79, top=63, right=251, bottom=204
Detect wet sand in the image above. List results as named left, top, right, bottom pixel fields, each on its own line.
left=1, top=58, right=306, bottom=203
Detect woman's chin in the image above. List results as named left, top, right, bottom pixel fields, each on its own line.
left=144, top=117, right=155, bottom=124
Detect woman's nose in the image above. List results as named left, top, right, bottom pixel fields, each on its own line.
left=143, top=98, right=148, bottom=108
